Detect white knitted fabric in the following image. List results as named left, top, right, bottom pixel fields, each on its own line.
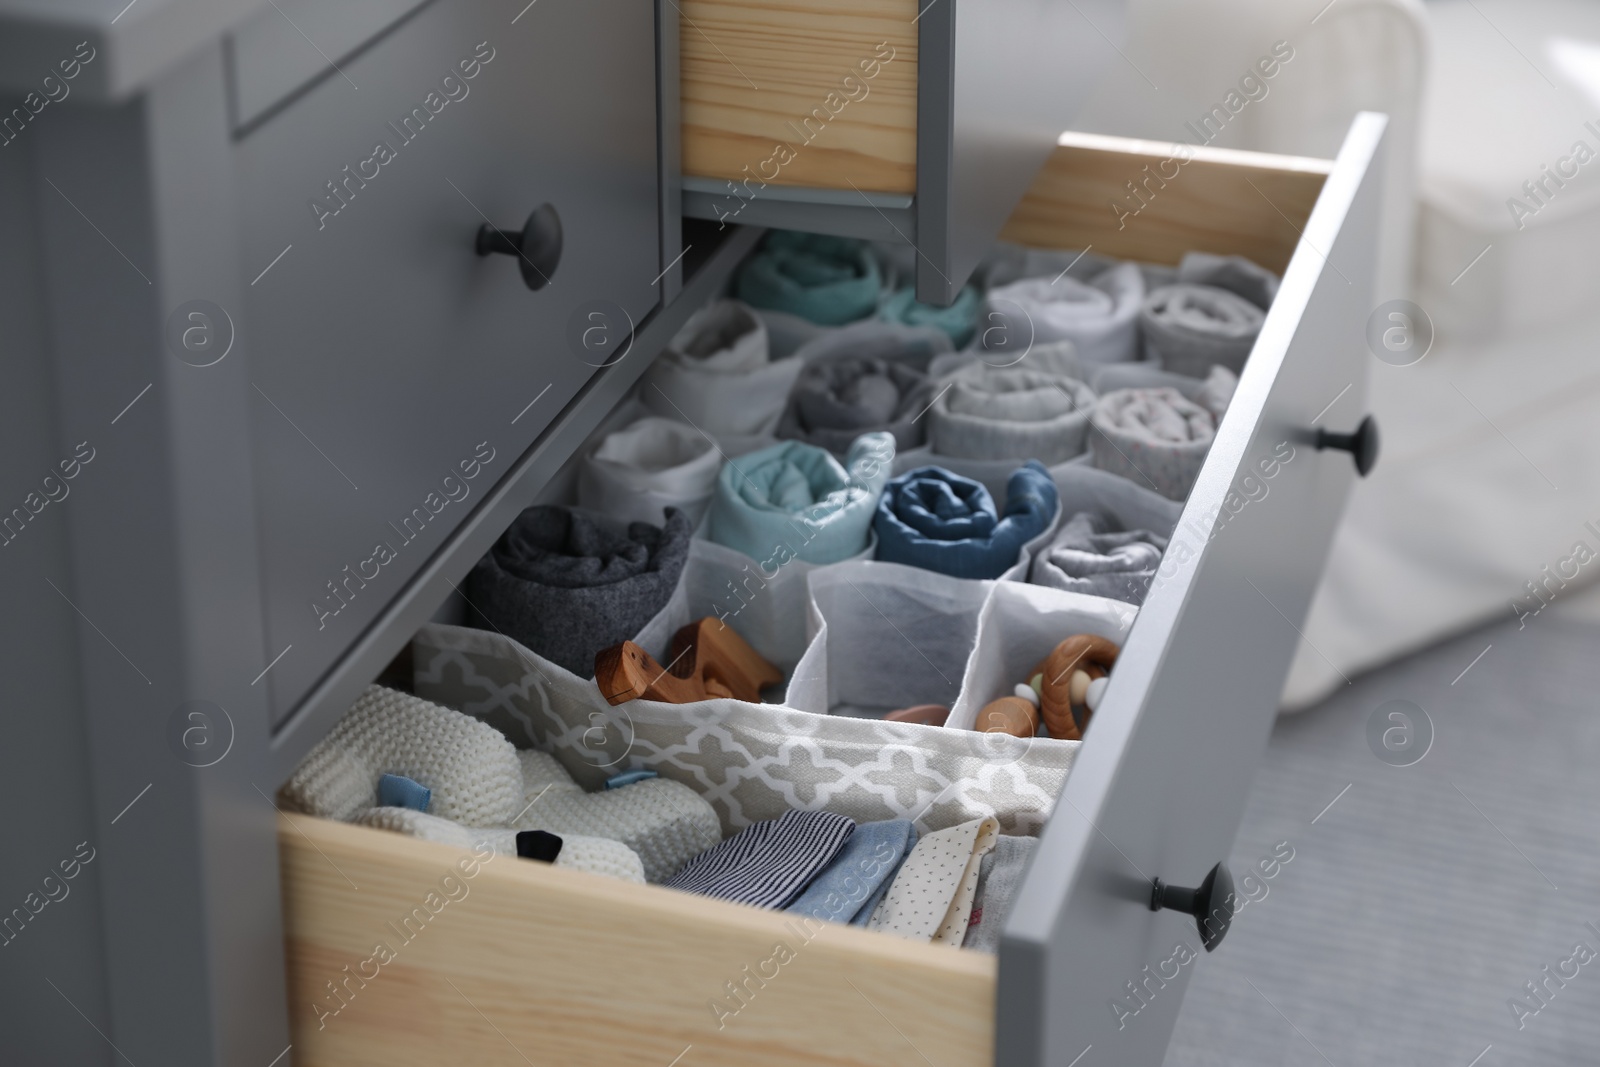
left=513, top=750, right=722, bottom=884
left=281, top=685, right=522, bottom=827
left=354, top=807, right=645, bottom=883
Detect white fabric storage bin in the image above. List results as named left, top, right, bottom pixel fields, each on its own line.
left=1049, top=463, right=1184, bottom=543
left=945, top=581, right=1137, bottom=731
left=786, top=559, right=994, bottom=718
left=411, top=622, right=1076, bottom=836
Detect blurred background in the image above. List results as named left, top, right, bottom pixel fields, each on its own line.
left=1077, top=0, right=1600, bottom=1062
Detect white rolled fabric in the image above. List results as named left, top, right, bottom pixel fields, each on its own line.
left=928, top=362, right=1097, bottom=465
left=640, top=299, right=802, bottom=445
left=979, top=262, right=1145, bottom=364
left=577, top=416, right=723, bottom=527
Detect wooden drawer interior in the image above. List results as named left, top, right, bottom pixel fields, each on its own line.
left=279, top=131, right=1339, bottom=1067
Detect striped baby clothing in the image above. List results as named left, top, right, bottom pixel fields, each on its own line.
left=663, top=810, right=856, bottom=908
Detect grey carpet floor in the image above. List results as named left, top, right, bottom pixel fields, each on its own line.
left=1163, top=608, right=1600, bottom=1067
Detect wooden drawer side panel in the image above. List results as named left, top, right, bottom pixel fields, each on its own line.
left=281, top=814, right=995, bottom=1066
left=680, top=0, right=919, bottom=194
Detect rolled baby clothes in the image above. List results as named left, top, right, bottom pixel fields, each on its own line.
left=961, top=834, right=1038, bottom=954
left=1029, top=510, right=1170, bottom=605
left=282, top=685, right=522, bottom=827
left=878, top=285, right=981, bottom=348
left=1140, top=284, right=1266, bottom=377
left=874, top=462, right=1059, bottom=580
left=663, top=809, right=857, bottom=908
left=1197, top=364, right=1239, bottom=422
left=577, top=416, right=723, bottom=527
left=868, top=816, right=999, bottom=944
left=465, top=506, right=693, bottom=677
left=513, top=750, right=721, bottom=884
left=709, top=432, right=894, bottom=565
left=1089, top=388, right=1216, bottom=500
left=735, top=231, right=883, bottom=326
left=927, top=362, right=1097, bottom=465
left=785, top=820, right=918, bottom=925
left=979, top=261, right=1144, bottom=364
left=640, top=298, right=801, bottom=445
left=353, top=806, right=647, bottom=883
left=776, top=322, right=950, bottom=454
left=1176, top=251, right=1279, bottom=310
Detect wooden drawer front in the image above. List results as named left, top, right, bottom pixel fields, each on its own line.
left=236, top=0, right=659, bottom=729
left=680, top=0, right=1126, bottom=303
left=281, top=815, right=995, bottom=1067
left=998, top=115, right=1387, bottom=1066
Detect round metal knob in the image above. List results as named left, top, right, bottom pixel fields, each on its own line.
left=476, top=203, right=562, bottom=290
left=1150, top=861, right=1233, bottom=952
left=1315, top=414, right=1379, bottom=477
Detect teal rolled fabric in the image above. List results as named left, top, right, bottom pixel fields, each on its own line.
left=708, top=432, right=895, bottom=565
left=735, top=231, right=883, bottom=326
left=878, top=285, right=981, bottom=348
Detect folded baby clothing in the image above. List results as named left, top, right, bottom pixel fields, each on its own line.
left=878, top=285, right=981, bottom=348
left=282, top=685, right=522, bottom=827
left=777, top=322, right=950, bottom=455
left=663, top=809, right=857, bottom=908
left=874, top=462, right=1059, bottom=580
left=353, top=806, right=647, bottom=883
left=785, top=820, right=918, bottom=925
left=577, top=416, right=723, bottom=527
left=709, top=432, right=894, bottom=565
left=512, top=750, right=721, bottom=883
left=639, top=299, right=802, bottom=446
left=1089, top=388, right=1217, bottom=500
left=868, top=816, right=999, bottom=944
left=465, top=506, right=693, bottom=677
left=1176, top=251, right=1279, bottom=311
left=1029, top=510, right=1170, bottom=605
left=980, top=262, right=1144, bottom=364
left=735, top=231, right=883, bottom=326
left=1198, top=364, right=1239, bottom=422
left=961, top=833, right=1038, bottom=953
left=927, top=362, right=1097, bottom=465
left=1140, top=284, right=1266, bottom=377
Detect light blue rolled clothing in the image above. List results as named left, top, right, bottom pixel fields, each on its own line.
left=785, top=820, right=918, bottom=925
left=735, top=231, right=883, bottom=326
left=709, top=432, right=896, bottom=565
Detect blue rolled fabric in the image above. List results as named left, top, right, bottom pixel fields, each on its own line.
left=377, top=773, right=431, bottom=812
left=874, top=461, right=1059, bottom=579
left=785, top=820, right=918, bottom=925
left=709, top=432, right=895, bottom=566
left=735, top=231, right=883, bottom=326
left=878, top=286, right=981, bottom=348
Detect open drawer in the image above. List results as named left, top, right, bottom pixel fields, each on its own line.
left=278, top=114, right=1386, bottom=1066
left=677, top=0, right=1127, bottom=305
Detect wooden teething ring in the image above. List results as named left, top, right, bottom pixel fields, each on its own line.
left=1035, top=634, right=1120, bottom=741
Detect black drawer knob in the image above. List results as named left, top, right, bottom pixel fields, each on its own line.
left=1150, top=861, right=1233, bottom=952
left=1315, top=414, right=1379, bottom=477
left=476, top=203, right=562, bottom=290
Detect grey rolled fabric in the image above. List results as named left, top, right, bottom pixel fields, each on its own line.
left=1176, top=251, right=1279, bottom=310
left=1028, top=510, right=1170, bottom=605
left=979, top=262, right=1145, bottom=365
left=961, top=834, right=1037, bottom=954
left=1140, top=284, right=1266, bottom=377
left=465, top=506, right=692, bottom=677
left=928, top=363, right=1097, bottom=465
left=776, top=322, right=950, bottom=454
left=1197, top=364, right=1239, bottom=422
left=1089, top=387, right=1216, bottom=501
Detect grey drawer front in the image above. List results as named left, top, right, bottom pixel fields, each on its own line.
left=237, top=0, right=659, bottom=728
left=997, top=114, right=1388, bottom=1066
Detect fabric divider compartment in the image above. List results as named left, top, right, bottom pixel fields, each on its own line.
left=785, top=560, right=993, bottom=719
left=410, top=621, right=1076, bottom=838
left=945, top=582, right=1138, bottom=732
left=1049, top=464, right=1184, bottom=543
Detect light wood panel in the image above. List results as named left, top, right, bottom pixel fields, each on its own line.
left=680, top=0, right=919, bottom=194
left=281, top=814, right=996, bottom=1066
left=1001, top=132, right=1334, bottom=274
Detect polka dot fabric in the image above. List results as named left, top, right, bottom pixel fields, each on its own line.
left=868, top=816, right=999, bottom=944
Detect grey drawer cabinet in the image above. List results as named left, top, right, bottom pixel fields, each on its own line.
left=0, top=0, right=1385, bottom=1063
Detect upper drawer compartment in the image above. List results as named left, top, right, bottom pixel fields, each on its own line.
left=679, top=0, right=1127, bottom=304
left=235, top=0, right=660, bottom=729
